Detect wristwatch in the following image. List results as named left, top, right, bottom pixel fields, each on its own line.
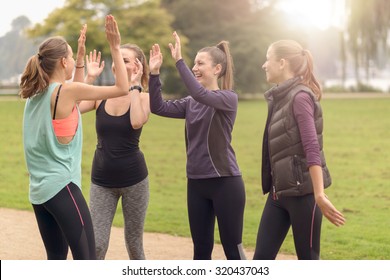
left=129, top=85, right=143, bottom=92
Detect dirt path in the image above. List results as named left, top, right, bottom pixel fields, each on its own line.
left=0, top=208, right=295, bottom=260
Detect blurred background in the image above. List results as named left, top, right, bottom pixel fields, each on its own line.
left=0, top=0, right=389, bottom=95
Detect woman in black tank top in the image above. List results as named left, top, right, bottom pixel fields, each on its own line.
left=79, top=44, right=151, bottom=259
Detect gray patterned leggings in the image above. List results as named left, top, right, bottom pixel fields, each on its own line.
left=89, top=177, right=149, bottom=259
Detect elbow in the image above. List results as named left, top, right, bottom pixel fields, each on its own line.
left=131, top=121, right=144, bottom=130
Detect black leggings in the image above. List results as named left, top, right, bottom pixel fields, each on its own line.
left=187, top=176, right=246, bottom=260
left=253, top=193, right=322, bottom=260
left=32, top=182, right=96, bottom=260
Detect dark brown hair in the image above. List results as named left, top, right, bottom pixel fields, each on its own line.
left=19, top=36, right=69, bottom=99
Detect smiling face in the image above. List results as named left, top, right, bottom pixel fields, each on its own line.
left=192, top=51, right=221, bottom=89
left=262, top=46, right=284, bottom=85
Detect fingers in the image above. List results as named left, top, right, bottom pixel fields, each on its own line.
left=325, top=208, right=346, bottom=227
left=80, top=24, right=87, bottom=35
left=173, top=31, right=180, bottom=45
left=88, top=50, right=101, bottom=62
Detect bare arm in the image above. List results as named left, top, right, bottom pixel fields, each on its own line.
left=67, top=15, right=127, bottom=102
left=129, top=58, right=150, bottom=129
left=73, top=24, right=87, bottom=82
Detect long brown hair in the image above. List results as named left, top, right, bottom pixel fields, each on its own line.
left=19, top=36, right=69, bottom=99
left=270, top=40, right=322, bottom=100
left=198, top=41, right=234, bottom=90
left=121, top=43, right=149, bottom=91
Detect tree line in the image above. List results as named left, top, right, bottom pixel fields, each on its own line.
left=0, top=0, right=389, bottom=94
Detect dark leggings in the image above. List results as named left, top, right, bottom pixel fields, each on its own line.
left=187, top=176, right=246, bottom=260
left=32, top=182, right=96, bottom=260
left=253, top=193, right=322, bottom=260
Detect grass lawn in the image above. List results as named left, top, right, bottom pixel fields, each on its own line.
left=0, top=94, right=389, bottom=259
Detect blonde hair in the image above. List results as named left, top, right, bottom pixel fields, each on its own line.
left=198, top=41, right=234, bottom=90
left=270, top=40, right=322, bottom=100
left=121, top=44, right=149, bottom=90
left=19, top=36, right=68, bottom=99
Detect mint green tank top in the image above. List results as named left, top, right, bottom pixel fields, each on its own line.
left=23, top=83, right=83, bottom=204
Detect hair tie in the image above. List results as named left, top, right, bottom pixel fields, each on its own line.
left=301, top=50, right=306, bottom=56
left=37, top=53, right=44, bottom=60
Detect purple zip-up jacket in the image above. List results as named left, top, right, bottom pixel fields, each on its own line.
left=149, top=59, right=241, bottom=179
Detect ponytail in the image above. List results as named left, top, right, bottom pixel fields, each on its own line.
left=199, top=41, right=235, bottom=90
left=270, top=40, right=322, bottom=100
left=19, top=36, right=68, bottom=99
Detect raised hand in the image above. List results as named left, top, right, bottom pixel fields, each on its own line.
left=149, top=44, right=163, bottom=75
left=168, top=31, right=182, bottom=62
left=76, top=24, right=87, bottom=66
left=85, top=49, right=105, bottom=84
left=130, top=58, right=143, bottom=85
left=105, top=15, right=121, bottom=49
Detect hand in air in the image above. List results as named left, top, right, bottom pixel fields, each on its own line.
left=105, top=15, right=121, bottom=48
left=149, top=44, right=163, bottom=74
left=168, top=31, right=182, bottom=62
left=130, top=58, right=143, bottom=85
left=86, top=49, right=104, bottom=80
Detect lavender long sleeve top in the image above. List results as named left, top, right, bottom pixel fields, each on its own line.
left=293, top=92, right=322, bottom=167
left=149, top=59, right=241, bottom=179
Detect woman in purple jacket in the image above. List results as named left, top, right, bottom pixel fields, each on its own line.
left=148, top=32, right=246, bottom=260
left=254, top=40, right=346, bottom=260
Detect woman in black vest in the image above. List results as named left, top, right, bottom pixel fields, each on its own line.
left=253, top=40, right=345, bottom=260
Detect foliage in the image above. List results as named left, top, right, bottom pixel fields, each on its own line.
left=344, top=0, right=390, bottom=82
left=26, top=0, right=185, bottom=93
left=1, top=96, right=389, bottom=259
left=0, top=16, right=37, bottom=81
left=161, top=0, right=304, bottom=94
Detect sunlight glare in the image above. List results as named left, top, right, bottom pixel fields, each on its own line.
left=277, top=0, right=345, bottom=30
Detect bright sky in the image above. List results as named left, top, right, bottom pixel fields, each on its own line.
left=0, top=0, right=345, bottom=38
left=277, top=0, right=346, bottom=30
left=0, top=0, right=66, bottom=37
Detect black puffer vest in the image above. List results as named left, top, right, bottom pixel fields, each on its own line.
left=261, top=77, right=331, bottom=198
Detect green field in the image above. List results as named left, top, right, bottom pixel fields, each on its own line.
left=0, top=95, right=389, bottom=259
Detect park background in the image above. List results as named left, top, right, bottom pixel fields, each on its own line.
left=0, top=0, right=389, bottom=259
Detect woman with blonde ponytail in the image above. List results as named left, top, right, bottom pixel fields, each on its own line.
left=254, top=40, right=345, bottom=260
left=148, top=32, right=246, bottom=260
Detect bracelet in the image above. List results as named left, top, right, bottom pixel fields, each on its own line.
left=75, top=65, right=85, bottom=68
left=129, top=85, right=142, bottom=92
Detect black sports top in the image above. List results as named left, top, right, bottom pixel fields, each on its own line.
left=91, top=100, right=148, bottom=188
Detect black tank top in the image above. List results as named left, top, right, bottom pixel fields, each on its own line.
left=91, top=100, right=148, bottom=187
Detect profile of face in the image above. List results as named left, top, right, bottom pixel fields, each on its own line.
left=64, top=44, right=75, bottom=80
left=262, top=46, right=284, bottom=85
left=192, top=51, right=221, bottom=89
left=112, top=48, right=137, bottom=82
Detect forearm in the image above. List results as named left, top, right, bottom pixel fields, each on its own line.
left=309, top=165, right=325, bottom=200
left=73, top=63, right=85, bottom=82
left=149, top=74, right=186, bottom=118
left=111, top=46, right=127, bottom=92
left=130, top=90, right=148, bottom=129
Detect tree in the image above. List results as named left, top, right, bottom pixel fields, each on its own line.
left=345, top=0, right=390, bottom=84
left=26, top=0, right=184, bottom=93
left=162, top=0, right=303, bottom=94
left=0, top=16, right=36, bottom=82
